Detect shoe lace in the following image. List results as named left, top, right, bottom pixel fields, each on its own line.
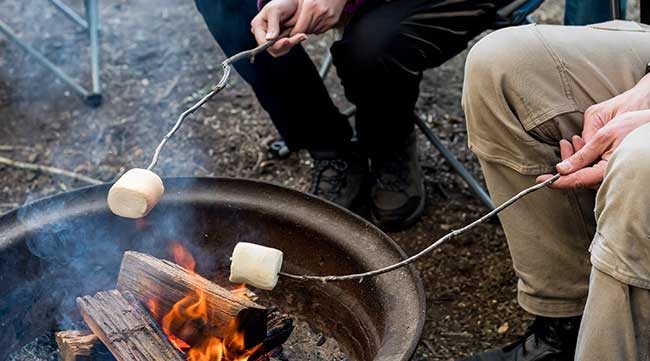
left=310, top=159, right=349, bottom=197
left=374, top=154, right=409, bottom=192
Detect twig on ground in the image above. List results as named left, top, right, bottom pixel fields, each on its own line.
left=421, top=339, right=436, bottom=354
left=0, top=156, right=103, bottom=185
left=279, top=174, right=561, bottom=282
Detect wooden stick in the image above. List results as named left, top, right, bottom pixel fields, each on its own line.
left=55, top=330, right=113, bottom=361
left=0, top=156, right=102, bottom=185
left=280, top=174, right=561, bottom=282
left=116, top=251, right=268, bottom=348
left=76, top=290, right=184, bottom=361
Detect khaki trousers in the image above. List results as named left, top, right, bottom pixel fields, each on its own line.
left=462, top=21, right=650, bottom=360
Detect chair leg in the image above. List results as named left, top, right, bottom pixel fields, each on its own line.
left=610, top=0, right=622, bottom=19
left=318, top=50, right=494, bottom=208
left=0, top=19, right=91, bottom=98
left=414, top=116, right=494, bottom=209
left=85, top=0, right=102, bottom=106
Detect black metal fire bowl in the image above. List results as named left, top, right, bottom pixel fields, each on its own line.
left=0, top=177, right=425, bottom=361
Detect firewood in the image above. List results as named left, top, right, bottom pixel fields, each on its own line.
left=251, top=311, right=294, bottom=360
left=55, top=330, right=113, bottom=361
left=76, top=290, right=184, bottom=361
left=57, top=312, right=294, bottom=361
left=116, top=251, right=267, bottom=348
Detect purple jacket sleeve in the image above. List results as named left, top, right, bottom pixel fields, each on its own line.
left=257, top=0, right=366, bottom=13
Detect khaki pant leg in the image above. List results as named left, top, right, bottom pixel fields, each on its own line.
left=575, top=123, right=650, bottom=361
left=462, top=21, right=650, bottom=317
left=575, top=268, right=650, bottom=361
left=591, top=122, right=650, bottom=289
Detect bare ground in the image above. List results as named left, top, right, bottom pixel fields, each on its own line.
left=0, top=1, right=640, bottom=360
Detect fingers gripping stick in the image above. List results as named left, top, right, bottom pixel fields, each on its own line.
left=229, top=174, right=560, bottom=290
left=107, top=33, right=290, bottom=219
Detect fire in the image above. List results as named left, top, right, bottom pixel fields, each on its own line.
left=169, top=242, right=196, bottom=271
left=230, top=284, right=253, bottom=301
left=145, top=242, right=262, bottom=361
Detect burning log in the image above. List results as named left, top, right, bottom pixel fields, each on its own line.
left=55, top=330, right=112, bottom=361
left=76, top=290, right=184, bottom=361
left=116, top=251, right=268, bottom=348
left=252, top=311, right=294, bottom=359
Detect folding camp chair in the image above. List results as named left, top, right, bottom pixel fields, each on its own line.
left=0, top=0, right=102, bottom=106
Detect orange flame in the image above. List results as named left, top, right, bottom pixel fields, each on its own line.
left=169, top=242, right=196, bottom=272
left=145, top=242, right=263, bottom=361
left=230, top=284, right=253, bottom=302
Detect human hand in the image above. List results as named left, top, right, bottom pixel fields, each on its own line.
left=537, top=110, right=650, bottom=189
left=251, top=0, right=307, bottom=57
left=251, top=0, right=348, bottom=57
left=582, top=74, right=650, bottom=142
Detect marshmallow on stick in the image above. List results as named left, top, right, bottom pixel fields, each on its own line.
left=107, top=168, right=164, bottom=219
left=230, top=242, right=284, bottom=290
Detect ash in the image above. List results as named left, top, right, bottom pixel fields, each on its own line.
left=270, top=317, right=349, bottom=361
left=7, top=334, right=60, bottom=361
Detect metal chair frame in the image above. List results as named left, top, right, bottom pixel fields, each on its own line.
left=0, top=0, right=102, bottom=106
left=318, top=35, right=495, bottom=209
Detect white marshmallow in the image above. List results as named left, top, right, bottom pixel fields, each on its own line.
left=107, top=168, right=164, bottom=219
left=229, top=242, right=283, bottom=290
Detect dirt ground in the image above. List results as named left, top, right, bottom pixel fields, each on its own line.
left=0, top=1, right=641, bottom=360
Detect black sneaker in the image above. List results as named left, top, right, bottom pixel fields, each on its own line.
left=309, top=150, right=367, bottom=209
left=369, top=131, right=425, bottom=230
left=460, top=316, right=581, bottom=361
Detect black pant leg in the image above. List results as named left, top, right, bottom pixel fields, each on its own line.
left=332, top=0, right=505, bottom=153
left=194, top=0, right=353, bottom=151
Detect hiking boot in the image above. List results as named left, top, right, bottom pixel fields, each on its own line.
left=309, top=150, right=367, bottom=209
left=370, top=131, right=425, bottom=230
left=460, top=316, right=581, bottom=361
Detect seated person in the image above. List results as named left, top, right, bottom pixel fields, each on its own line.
left=194, top=0, right=516, bottom=229
left=461, top=19, right=650, bottom=361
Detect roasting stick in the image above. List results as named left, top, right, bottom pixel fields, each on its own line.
left=230, top=174, right=560, bottom=289
left=107, top=32, right=290, bottom=219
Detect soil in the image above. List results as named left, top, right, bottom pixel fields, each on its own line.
left=0, top=0, right=641, bottom=360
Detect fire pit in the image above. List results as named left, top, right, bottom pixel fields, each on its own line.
left=0, top=177, right=425, bottom=360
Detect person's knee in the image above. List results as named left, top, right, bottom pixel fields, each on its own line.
left=463, top=26, right=548, bottom=134
left=464, top=27, right=527, bottom=103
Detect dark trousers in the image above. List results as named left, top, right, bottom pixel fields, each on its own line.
left=195, top=0, right=506, bottom=155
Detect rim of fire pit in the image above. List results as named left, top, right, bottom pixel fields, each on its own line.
left=0, top=177, right=426, bottom=361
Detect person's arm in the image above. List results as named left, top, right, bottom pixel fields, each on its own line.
left=537, top=73, right=650, bottom=189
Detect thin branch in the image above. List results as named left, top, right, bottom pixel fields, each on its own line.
left=279, top=174, right=560, bottom=283
left=146, top=30, right=291, bottom=171
left=0, top=156, right=103, bottom=185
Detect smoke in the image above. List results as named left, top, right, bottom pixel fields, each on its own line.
left=1, top=0, right=262, bottom=357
